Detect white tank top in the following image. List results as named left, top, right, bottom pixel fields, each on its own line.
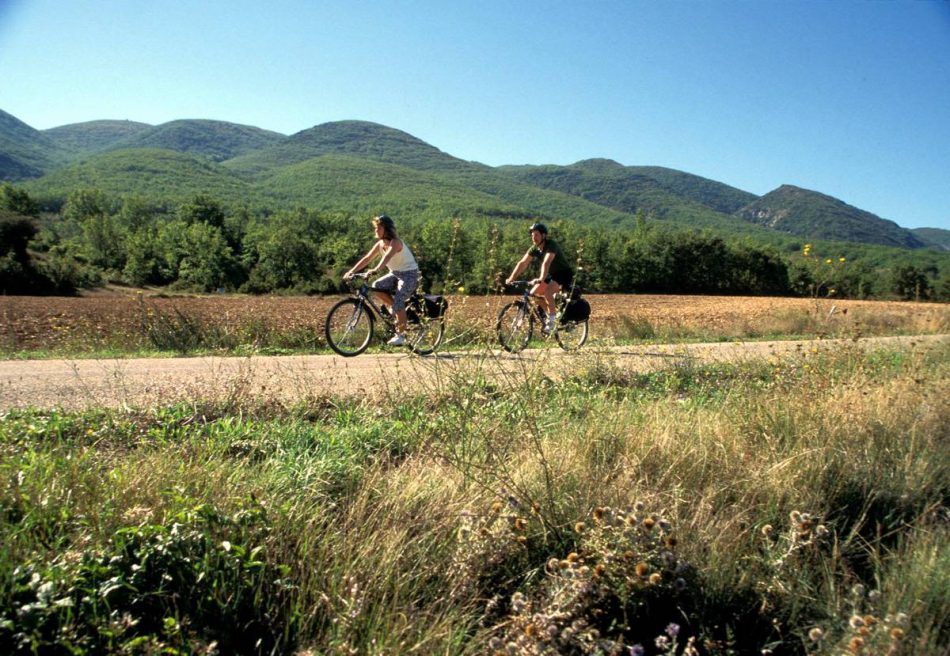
left=385, top=239, right=418, bottom=272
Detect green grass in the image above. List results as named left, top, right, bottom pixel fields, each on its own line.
left=1, top=341, right=947, bottom=654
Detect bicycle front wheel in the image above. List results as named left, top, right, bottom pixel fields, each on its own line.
left=555, top=319, right=589, bottom=351
left=496, top=301, right=533, bottom=353
left=407, top=316, right=445, bottom=356
left=325, top=299, right=374, bottom=356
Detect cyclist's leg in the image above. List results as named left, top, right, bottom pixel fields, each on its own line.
left=391, top=269, right=419, bottom=336
left=372, top=273, right=397, bottom=314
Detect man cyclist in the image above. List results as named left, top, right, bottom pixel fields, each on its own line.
left=505, top=222, right=574, bottom=333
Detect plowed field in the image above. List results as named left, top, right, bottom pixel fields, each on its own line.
left=2, top=291, right=947, bottom=353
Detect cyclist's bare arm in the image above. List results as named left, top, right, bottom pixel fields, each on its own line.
left=506, top=250, right=534, bottom=285
left=345, top=241, right=383, bottom=279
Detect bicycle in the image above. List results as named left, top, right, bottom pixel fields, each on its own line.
left=495, top=280, right=589, bottom=353
left=325, top=273, right=447, bottom=357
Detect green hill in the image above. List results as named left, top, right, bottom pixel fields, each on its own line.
left=105, top=119, right=286, bottom=162
left=496, top=159, right=767, bottom=234
left=912, top=227, right=950, bottom=251
left=735, top=185, right=926, bottom=249
left=0, top=109, right=70, bottom=179
left=23, top=148, right=254, bottom=204
left=225, top=120, right=480, bottom=179
left=260, top=154, right=531, bottom=219
left=44, top=120, right=153, bottom=156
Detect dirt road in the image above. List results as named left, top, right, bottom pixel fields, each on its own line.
left=1, top=335, right=946, bottom=411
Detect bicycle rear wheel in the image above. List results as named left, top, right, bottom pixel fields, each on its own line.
left=496, top=301, right=533, bottom=353
left=555, top=319, right=589, bottom=351
left=325, top=299, right=374, bottom=356
left=407, top=316, right=445, bottom=355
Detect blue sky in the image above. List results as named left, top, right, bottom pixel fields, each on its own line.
left=1, top=0, right=948, bottom=230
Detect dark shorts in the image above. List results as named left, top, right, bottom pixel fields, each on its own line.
left=544, top=270, right=573, bottom=288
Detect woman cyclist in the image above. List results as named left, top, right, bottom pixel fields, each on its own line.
left=505, top=222, right=574, bottom=333
left=343, top=214, right=420, bottom=346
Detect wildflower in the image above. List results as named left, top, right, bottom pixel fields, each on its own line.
left=655, top=635, right=670, bottom=650
left=863, top=614, right=877, bottom=626
left=665, top=623, right=680, bottom=638
left=513, top=518, right=527, bottom=531
left=524, top=623, right=538, bottom=637
left=808, top=627, right=824, bottom=642
left=511, top=592, right=526, bottom=612
left=674, top=577, right=687, bottom=591
left=867, top=589, right=882, bottom=603
left=849, top=615, right=865, bottom=629
left=489, top=637, right=503, bottom=650
left=635, top=562, right=649, bottom=577
left=634, top=500, right=646, bottom=512
left=491, top=501, right=503, bottom=514
left=567, top=552, right=580, bottom=563
left=826, top=258, right=833, bottom=264
left=642, top=517, right=656, bottom=531
left=574, top=521, right=586, bottom=533
left=457, top=286, right=465, bottom=293
left=593, top=564, right=606, bottom=578
left=894, top=612, right=909, bottom=627
left=546, top=558, right=560, bottom=572
left=889, top=628, right=904, bottom=641
left=628, top=645, right=645, bottom=656
left=649, top=572, right=662, bottom=585
left=851, top=583, right=866, bottom=597
left=847, top=636, right=864, bottom=653
left=761, top=524, right=774, bottom=537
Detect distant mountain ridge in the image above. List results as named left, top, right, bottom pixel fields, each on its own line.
left=0, top=107, right=941, bottom=248
left=735, top=185, right=926, bottom=249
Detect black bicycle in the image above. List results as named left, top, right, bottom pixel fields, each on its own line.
left=496, top=281, right=590, bottom=353
left=325, top=273, right=447, bottom=357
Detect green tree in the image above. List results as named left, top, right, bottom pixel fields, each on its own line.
left=175, top=223, right=238, bottom=292
left=0, top=183, right=40, bottom=218
left=891, top=264, right=931, bottom=300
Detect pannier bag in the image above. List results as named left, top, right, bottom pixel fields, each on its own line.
left=422, top=294, right=448, bottom=318
left=561, top=298, right=591, bottom=323
left=407, top=294, right=448, bottom=324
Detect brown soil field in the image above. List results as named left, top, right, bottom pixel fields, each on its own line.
left=2, top=291, right=948, bottom=353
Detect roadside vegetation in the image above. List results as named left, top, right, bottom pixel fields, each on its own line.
left=2, top=340, right=947, bottom=654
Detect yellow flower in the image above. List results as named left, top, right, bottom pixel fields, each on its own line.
left=839, top=257, right=846, bottom=262
left=457, top=286, right=465, bottom=293
left=825, top=258, right=833, bottom=264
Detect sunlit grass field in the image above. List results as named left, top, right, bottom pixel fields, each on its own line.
left=1, top=336, right=947, bottom=654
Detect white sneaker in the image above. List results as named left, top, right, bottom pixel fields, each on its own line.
left=387, top=333, right=407, bottom=346
left=544, top=315, right=557, bottom=333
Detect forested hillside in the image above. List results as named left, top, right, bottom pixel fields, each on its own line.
left=2, top=109, right=948, bottom=300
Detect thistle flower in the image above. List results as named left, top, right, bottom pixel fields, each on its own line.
left=628, top=646, right=645, bottom=656
left=665, top=623, right=680, bottom=637
left=889, top=628, right=904, bottom=641
left=635, top=562, right=649, bottom=577
left=575, top=521, right=586, bottom=533
left=849, top=615, right=865, bottom=629
left=649, top=572, right=662, bottom=585
left=808, top=627, right=824, bottom=642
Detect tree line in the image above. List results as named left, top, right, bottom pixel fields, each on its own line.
left=2, top=184, right=947, bottom=300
